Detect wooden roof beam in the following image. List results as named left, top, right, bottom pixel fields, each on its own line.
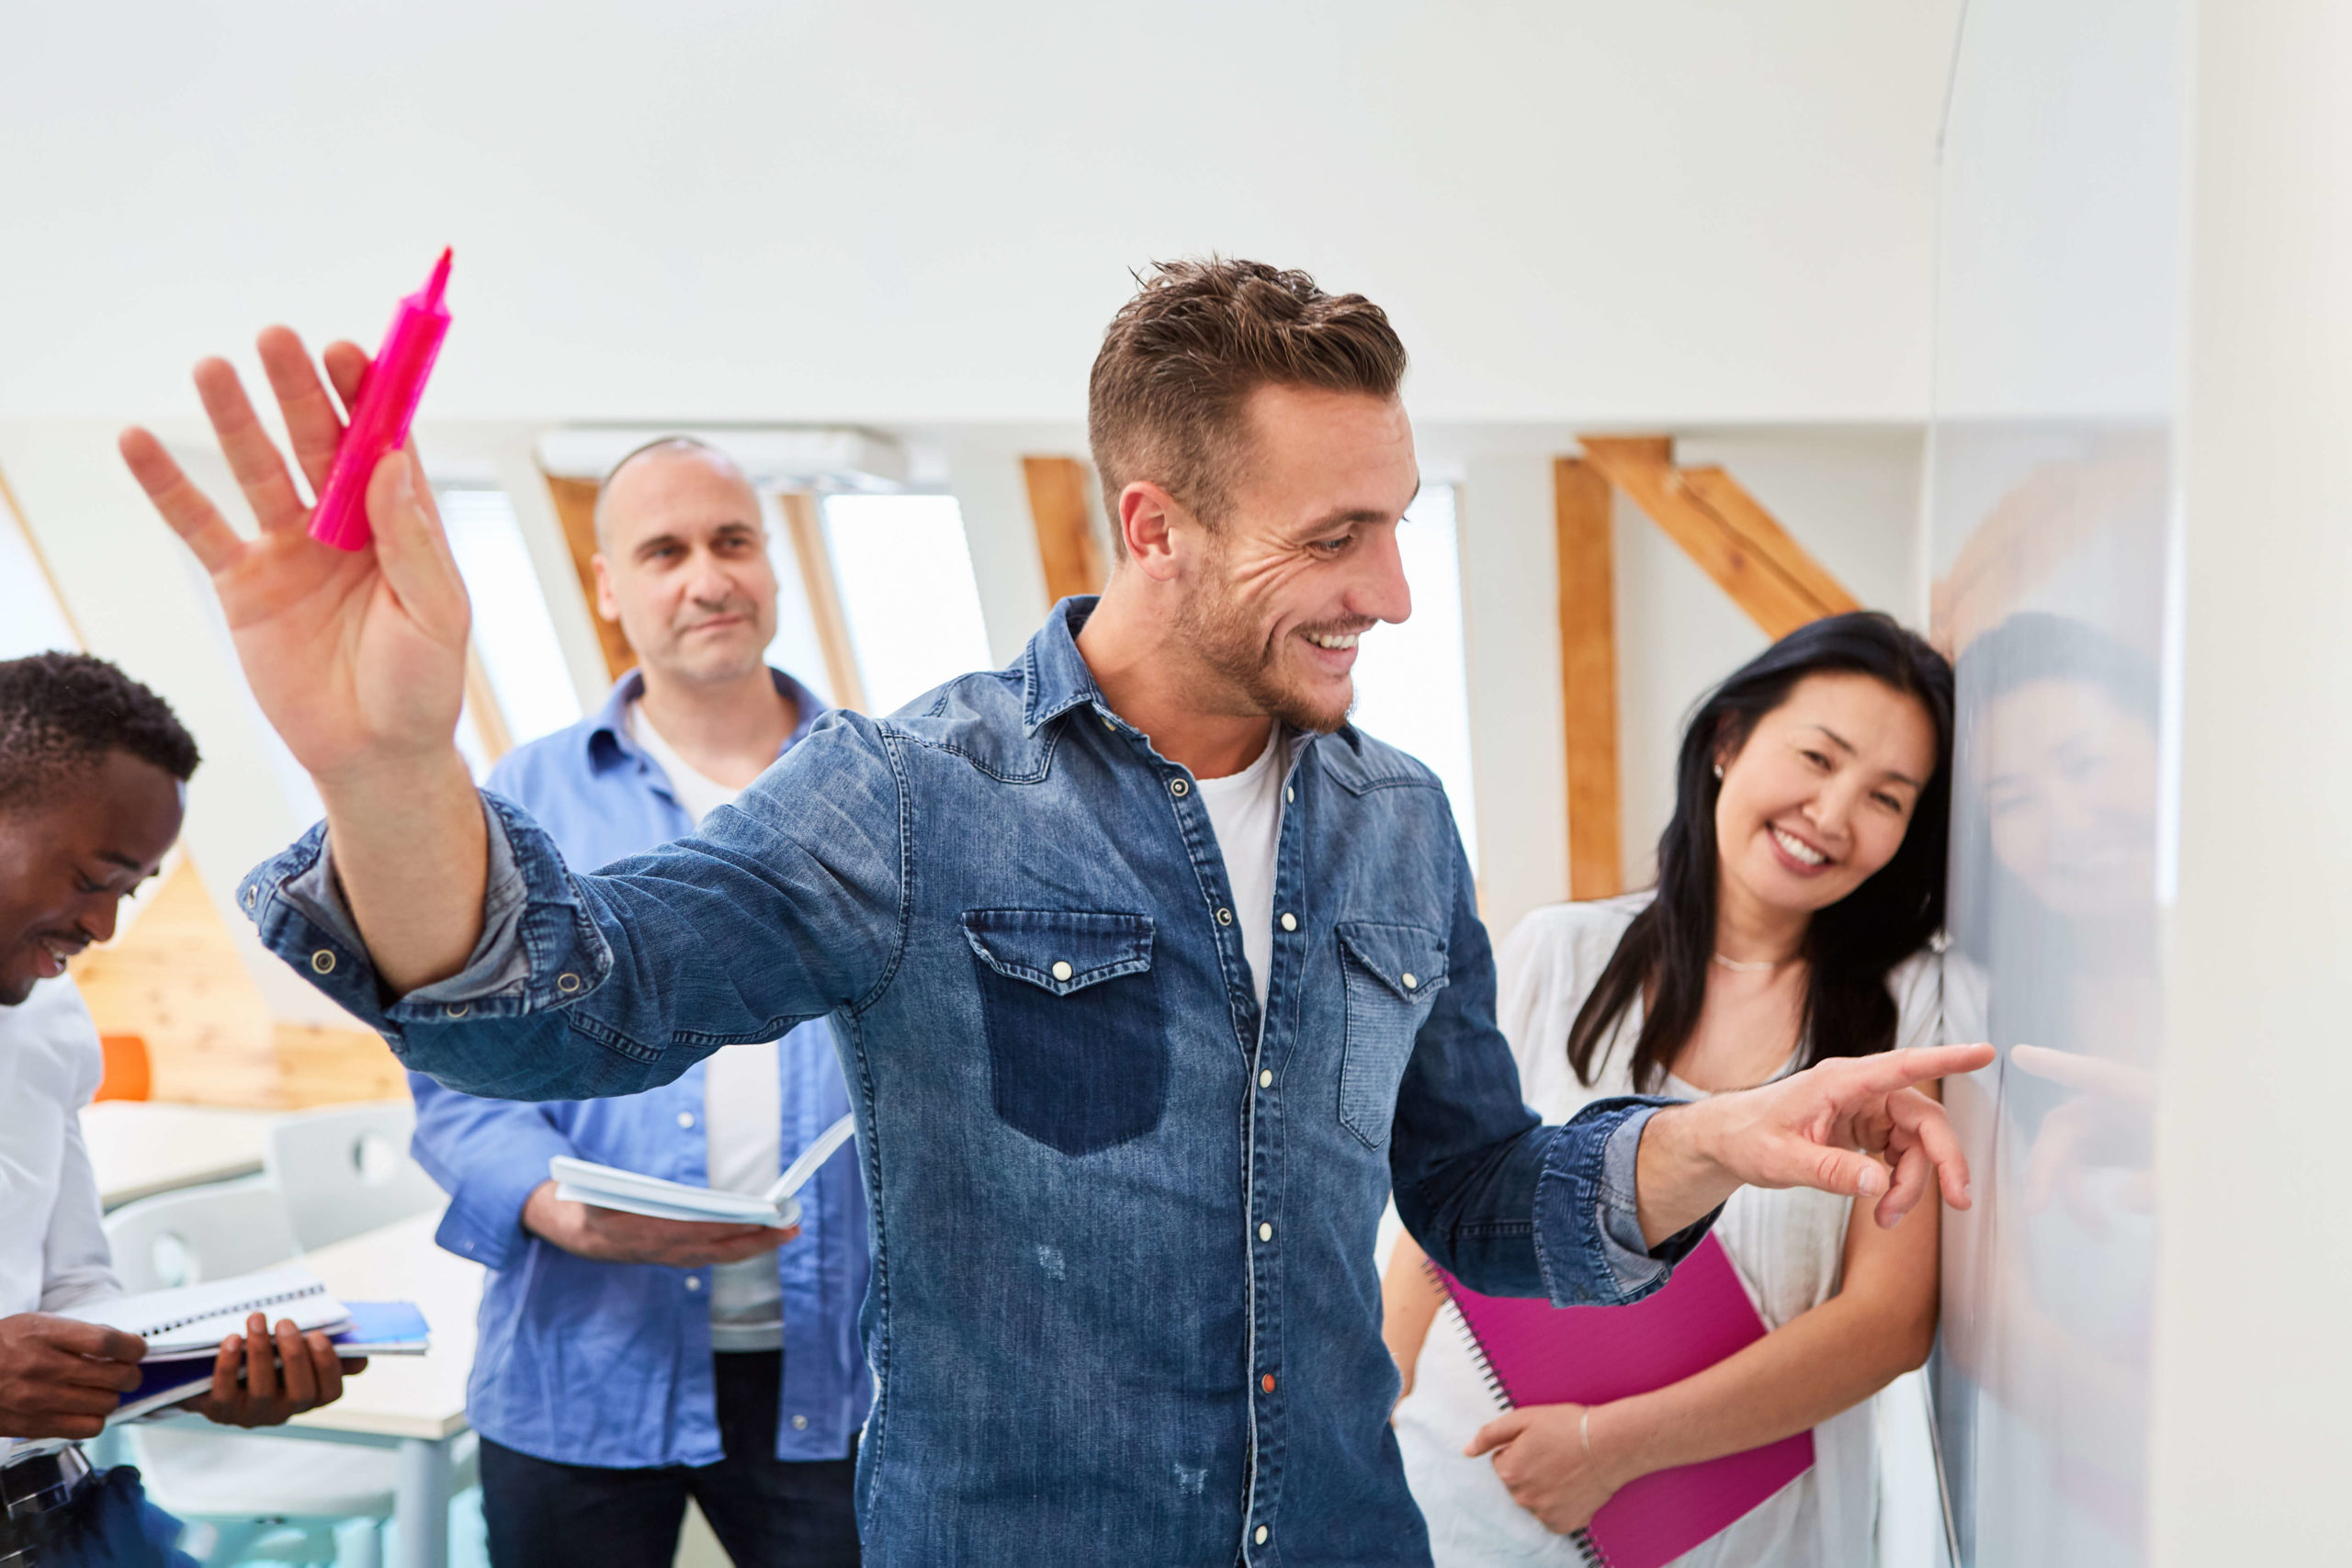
left=1576, top=435, right=1859, bottom=640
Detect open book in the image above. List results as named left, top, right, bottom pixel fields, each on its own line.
left=60, top=1266, right=430, bottom=1423
left=549, top=1111, right=856, bottom=1230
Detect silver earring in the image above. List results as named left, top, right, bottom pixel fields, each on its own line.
left=1713, top=763, right=1724, bottom=780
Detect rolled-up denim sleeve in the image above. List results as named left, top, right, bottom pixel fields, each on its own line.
left=1533, top=1100, right=1719, bottom=1303
left=238, top=713, right=907, bottom=1103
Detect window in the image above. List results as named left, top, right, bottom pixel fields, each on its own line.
left=1347, top=485, right=1479, bottom=862
left=437, top=489, right=584, bottom=749
left=820, top=495, right=995, bottom=716
left=0, top=491, right=77, bottom=659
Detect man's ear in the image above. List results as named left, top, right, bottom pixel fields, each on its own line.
left=1117, top=481, right=1190, bottom=584
left=591, top=555, right=621, bottom=623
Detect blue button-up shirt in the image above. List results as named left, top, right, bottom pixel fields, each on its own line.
left=246, top=601, right=1706, bottom=1568
left=406, top=667, right=870, bottom=1468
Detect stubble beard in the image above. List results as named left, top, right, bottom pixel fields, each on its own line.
left=1173, top=572, right=1354, bottom=736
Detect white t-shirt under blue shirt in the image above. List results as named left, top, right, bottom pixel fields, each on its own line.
left=1193, top=725, right=1288, bottom=1017
left=628, top=700, right=785, bottom=1352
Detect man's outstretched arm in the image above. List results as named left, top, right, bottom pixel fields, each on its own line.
left=122, top=330, right=488, bottom=992
left=128, top=331, right=903, bottom=1104
left=1391, top=837, right=1993, bottom=1305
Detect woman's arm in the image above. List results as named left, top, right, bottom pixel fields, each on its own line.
left=1382, top=1231, right=1446, bottom=1404
left=1471, top=1166, right=1939, bottom=1534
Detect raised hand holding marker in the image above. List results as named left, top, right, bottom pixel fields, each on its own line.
left=308, top=248, right=453, bottom=550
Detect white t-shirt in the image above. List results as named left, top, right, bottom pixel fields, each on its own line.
left=628, top=701, right=785, bottom=1352
left=1193, top=726, right=1287, bottom=1015
left=1392, top=895, right=1944, bottom=1568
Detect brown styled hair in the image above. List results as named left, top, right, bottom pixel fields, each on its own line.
left=1087, top=259, right=1408, bottom=539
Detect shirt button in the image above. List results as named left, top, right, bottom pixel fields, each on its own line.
left=557, top=972, right=583, bottom=994
left=1261, top=1373, right=1276, bottom=1393
left=1258, top=1223, right=1273, bottom=1242
left=1216, top=908, right=1233, bottom=926
left=1283, top=785, right=1294, bottom=803
left=1256, top=1526, right=1270, bottom=1546
left=1051, top=960, right=1073, bottom=981
left=1259, top=1069, right=1272, bottom=1089
left=1170, top=778, right=1190, bottom=797
left=684, top=1277, right=702, bottom=1292
left=677, top=1111, right=695, bottom=1129
left=792, top=1414, right=809, bottom=1430
left=1279, top=912, right=1297, bottom=932
left=310, top=949, right=336, bottom=975
left=444, top=1003, right=469, bottom=1020
left=1402, top=972, right=1419, bottom=990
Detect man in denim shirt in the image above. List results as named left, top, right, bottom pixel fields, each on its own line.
left=127, top=265, right=1984, bottom=1568
left=407, top=440, right=866, bottom=1567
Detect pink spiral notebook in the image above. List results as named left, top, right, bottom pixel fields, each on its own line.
left=1430, top=1234, right=1812, bottom=1568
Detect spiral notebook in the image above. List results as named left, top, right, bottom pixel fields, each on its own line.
left=1430, top=1234, right=1813, bottom=1568
left=62, top=1268, right=429, bottom=1423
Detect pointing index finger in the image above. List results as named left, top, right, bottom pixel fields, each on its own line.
left=1848, top=1043, right=1996, bottom=1096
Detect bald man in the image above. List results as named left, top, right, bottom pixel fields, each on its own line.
left=405, top=440, right=867, bottom=1568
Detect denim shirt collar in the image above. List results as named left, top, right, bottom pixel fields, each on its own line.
left=583, top=666, right=830, bottom=776
left=1020, top=596, right=1111, bottom=735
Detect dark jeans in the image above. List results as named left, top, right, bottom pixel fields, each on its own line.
left=480, top=1352, right=858, bottom=1568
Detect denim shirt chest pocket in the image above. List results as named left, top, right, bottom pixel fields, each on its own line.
left=962, top=909, right=1169, bottom=1156
left=1336, top=919, right=1450, bottom=1149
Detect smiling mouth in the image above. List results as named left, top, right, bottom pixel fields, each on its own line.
left=1770, top=826, right=1833, bottom=869
left=1303, top=629, right=1363, bottom=651
left=31, top=933, right=86, bottom=976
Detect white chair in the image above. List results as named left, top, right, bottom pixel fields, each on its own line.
left=100, top=1179, right=467, bottom=1566
left=264, top=1101, right=445, bottom=1254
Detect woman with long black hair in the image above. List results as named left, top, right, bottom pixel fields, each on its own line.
left=1384, top=612, right=1955, bottom=1567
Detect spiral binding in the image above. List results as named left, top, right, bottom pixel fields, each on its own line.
left=1423, top=1258, right=1515, bottom=1410
left=1425, top=1260, right=1617, bottom=1568
left=137, top=1280, right=326, bottom=1339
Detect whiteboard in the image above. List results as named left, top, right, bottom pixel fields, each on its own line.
left=1926, top=3, right=2181, bottom=1565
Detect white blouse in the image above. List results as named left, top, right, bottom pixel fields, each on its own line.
left=1393, top=895, right=1941, bottom=1568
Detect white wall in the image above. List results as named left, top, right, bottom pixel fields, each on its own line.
left=2155, top=4, right=2352, bottom=1560
left=0, top=1, right=1956, bottom=426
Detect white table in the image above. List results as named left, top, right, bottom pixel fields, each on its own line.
left=80, top=1101, right=277, bottom=1208
left=291, top=1209, right=483, bottom=1568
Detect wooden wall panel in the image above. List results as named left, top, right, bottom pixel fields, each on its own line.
left=69, top=860, right=401, bottom=1108
left=1555, top=458, right=1623, bottom=900
left=541, top=473, right=638, bottom=682
left=1022, top=456, right=1105, bottom=603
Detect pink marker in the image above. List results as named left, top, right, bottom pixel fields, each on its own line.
left=309, top=248, right=454, bottom=550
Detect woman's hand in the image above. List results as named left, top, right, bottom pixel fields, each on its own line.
left=1464, top=1402, right=1628, bottom=1536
